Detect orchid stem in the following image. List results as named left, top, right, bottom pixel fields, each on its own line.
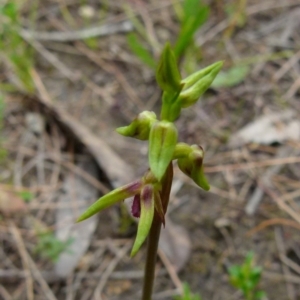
left=141, top=163, right=173, bottom=300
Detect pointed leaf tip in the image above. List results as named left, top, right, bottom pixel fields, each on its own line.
left=177, top=145, right=210, bottom=191
left=130, top=185, right=155, bottom=256
left=156, top=43, right=181, bottom=93
left=179, top=61, right=223, bottom=108
left=77, top=180, right=143, bottom=222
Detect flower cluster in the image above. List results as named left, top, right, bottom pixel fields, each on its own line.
left=77, top=43, right=222, bottom=256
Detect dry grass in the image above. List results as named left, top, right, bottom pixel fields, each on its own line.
left=1, top=0, right=300, bottom=299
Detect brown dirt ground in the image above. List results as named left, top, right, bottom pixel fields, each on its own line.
left=1, top=0, right=300, bottom=299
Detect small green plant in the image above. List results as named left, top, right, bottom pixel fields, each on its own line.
left=174, top=283, right=202, bottom=300
left=18, top=190, right=34, bottom=203
left=126, top=0, right=209, bottom=72
left=228, top=252, right=266, bottom=300
left=77, top=43, right=222, bottom=300
left=211, top=65, right=250, bottom=88
left=35, top=231, right=74, bottom=263
left=172, top=0, right=209, bottom=59
left=0, top=1, right=35, bottom=93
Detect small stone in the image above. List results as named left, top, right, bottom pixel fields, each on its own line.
left=214, top=217, right=231, bottom=229
left=78, top=5, right=95, bottom=19
left=25, top=113, right=45, bottom=135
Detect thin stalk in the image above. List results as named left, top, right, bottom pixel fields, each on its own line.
left=141, top=163, right=173, bottom=300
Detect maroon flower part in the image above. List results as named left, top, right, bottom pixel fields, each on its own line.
left=131, top=194, right=141, bottom=218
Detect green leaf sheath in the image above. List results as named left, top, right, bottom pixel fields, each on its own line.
left=77, top=180, right=143, bottom=222
left=149, top=121, right=178, bottom=181
left=131, top=185, right=155, bottom=256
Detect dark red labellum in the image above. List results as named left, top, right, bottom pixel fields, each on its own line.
left=131, top=194, right=141, bottom=218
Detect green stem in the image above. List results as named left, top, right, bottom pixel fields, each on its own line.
left=141, top=163, right=173, bottom=300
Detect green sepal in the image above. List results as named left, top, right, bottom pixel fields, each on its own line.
left=156, top=43, right=181, bottom=93
left=116, top=111, right=157, bottom=140
left=192, top=163, right=210, bottom=191
left=177, top=145, right=210, bottom=191
left=179, top=61, right=223, bottom=108
left=149, top=121, right=178, bottom=181
left=76, top=180, right=143, bottom=222
left=131, top=184, right=155, bottom=257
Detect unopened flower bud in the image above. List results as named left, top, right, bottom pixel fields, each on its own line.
left=173, top=142, right=193, bottom=159
left=156, top=43, right=182, bottom=93
left=179, top=61, right=223, bottom=108
left=116, top=111, right=157, bottom=140
left=178, top=145, right=210, bottom=191
left=149, top=121, right=178, bottom=181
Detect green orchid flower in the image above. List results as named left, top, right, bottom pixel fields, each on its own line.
left=77, top=171, right=165, bottom=256
left=77, top=43, right=222, bottom=268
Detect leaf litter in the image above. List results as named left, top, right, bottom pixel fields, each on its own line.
left=1, top=1, right=300, bottom=299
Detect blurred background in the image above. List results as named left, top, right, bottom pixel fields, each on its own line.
left=1, top=0, right=300, bottom=299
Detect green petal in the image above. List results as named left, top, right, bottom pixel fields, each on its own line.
left=77, top=180, right=143, bottom=222
left=131, top=185, right=155, bottom=256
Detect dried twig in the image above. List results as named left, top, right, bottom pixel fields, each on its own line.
left=245, top=147, right=293, bottom=215
left=263, top=186, right=300, bottom=224
left=93, top=243, right=131, bottom=300
left=205, top=156, right=300, bottom=173
left=0, top=285, right=13, bottom=300
left=20, top=21, right=133, bottom=42
left=275, top=227, right=296, bottom=300
left=158, top=249, right=183, bottom=292
left=21, top=31, right=79, bottom=81
left=197, top=0, right=300, bottom=46
left=9, top=222, right=34, bottom=300
left=247, top=218, right=300, bottom=236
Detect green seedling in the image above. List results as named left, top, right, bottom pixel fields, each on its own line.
left=77, top=43, right=222, bottom=300
left=35, top=231, right=74, bottom=263
left=174, top=283, right=202, bottom=300
left=0, top=2, right=35, bottom=93
left=18, top=190, right=34, bottom=203
left=173, top=0, right=209, bottom=59
left=228, top=252, right=266, bottom=300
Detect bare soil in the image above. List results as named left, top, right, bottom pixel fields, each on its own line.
left=1, top=1, right=300, bottom=299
